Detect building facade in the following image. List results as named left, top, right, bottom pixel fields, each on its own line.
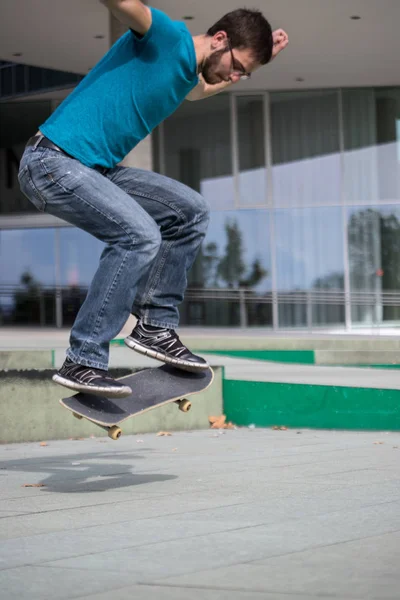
left=1, top=12, right=400, bottom=330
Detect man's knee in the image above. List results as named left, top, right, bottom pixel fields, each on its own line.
left=183, top=189, right=210, bottom=232
left=146, top=225, right=162, bottom=259
left=121, top=218, right=161, bottom=259
left=197, top=194, right=210, bottom=228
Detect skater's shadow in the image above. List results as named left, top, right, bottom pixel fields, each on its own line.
left=0, top=449, right=177, bottom=493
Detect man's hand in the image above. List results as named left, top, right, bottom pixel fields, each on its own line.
left=100, top=0, right=152, bottom=35
left=271, top=29, right=289, bottom=60
left=186, top=75, right=232, bottom=101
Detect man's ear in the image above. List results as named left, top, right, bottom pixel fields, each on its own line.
left=211, top=30, right=228, bottom=50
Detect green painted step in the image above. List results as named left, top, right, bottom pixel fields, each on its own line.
left=224, top=379, right=400, bottom=431
left=199, top=349, right=315, bottom=364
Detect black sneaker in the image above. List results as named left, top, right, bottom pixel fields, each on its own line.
left=124, top=321, right=209, bottom=372
left=52, top=358, right=132, bottom=398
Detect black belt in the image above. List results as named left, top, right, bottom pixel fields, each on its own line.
left=26, top=134, right=71, bottom=157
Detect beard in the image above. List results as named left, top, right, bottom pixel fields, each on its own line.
left=200, top=49, right=228, bottom=84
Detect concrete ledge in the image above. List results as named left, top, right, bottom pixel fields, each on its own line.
left=0, top=367, right=223, bottom=444
left=0, top=351, right=53, bottom=369
left=180, top=334, right=400, bottom=352
left=315, top=350, right=400, bottom=365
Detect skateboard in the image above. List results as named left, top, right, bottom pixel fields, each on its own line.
left=60, top=364, right=214, bottom=440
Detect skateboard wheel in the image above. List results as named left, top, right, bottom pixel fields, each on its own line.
left=108, top=426, right=122, bottom=440
left=73, top=413, right=83, bottom=420
left=178, top=399, right=192, bottom=413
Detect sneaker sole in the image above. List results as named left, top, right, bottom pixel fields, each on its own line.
left=52, top=374, right=132, bottom=398
left=124, top=337, right=209, bottom=373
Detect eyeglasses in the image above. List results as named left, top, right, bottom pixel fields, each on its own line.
left=227, top=39, right=251, bottom=81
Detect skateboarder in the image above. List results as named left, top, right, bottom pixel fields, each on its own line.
left=18, top=1, right=288, bottom=397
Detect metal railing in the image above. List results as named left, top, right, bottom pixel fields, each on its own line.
left=1, top=285, right=399, bottom=329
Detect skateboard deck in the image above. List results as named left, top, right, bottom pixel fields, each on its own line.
left=60, top=364, right=214, bottom=439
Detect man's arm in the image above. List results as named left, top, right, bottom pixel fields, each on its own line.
left=100, top=0, right=152, bottom=35
left=186, top=75, right=233, bottom=102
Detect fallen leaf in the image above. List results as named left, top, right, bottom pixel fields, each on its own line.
left=211, top=415, right=226, bottom=429
left=22, top=483, right=45, bottom=488
left=39, top=442, right=48, bottom=447
left=209, top=415, right=237, bottom=430
left=157, top=431, right=172, bottom=437
left=373, top=441, right=384, bottom=445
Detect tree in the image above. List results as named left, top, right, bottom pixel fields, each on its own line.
left=13, top=270, right=45, bottom=324
left=240, top=258, right=267, bottom=288
left=202, top=242, right=220, bottom=287
left=313, top=272, right=344, bottom=290
left=348, top=208, right=400, bottom=320
left=217, top=220, right=247, bottom=288
left=348, top=208, right=400, bottom=290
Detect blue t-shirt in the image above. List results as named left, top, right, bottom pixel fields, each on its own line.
left=40, top=8, right=198, bottom=168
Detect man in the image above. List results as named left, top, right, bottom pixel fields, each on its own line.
left=18, top=1, right=288, bottom=398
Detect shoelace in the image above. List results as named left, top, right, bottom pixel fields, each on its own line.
left=138, top=327, right=188, bottom=357
left=63, top=363, right=112, bottom=384
left=156, top=335, right=187, bottom=357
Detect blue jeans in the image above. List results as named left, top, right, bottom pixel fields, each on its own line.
left=18, top=143, right=210, bottom=370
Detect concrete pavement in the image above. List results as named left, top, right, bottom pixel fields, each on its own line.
left=1, top=428, right=400, bottom=599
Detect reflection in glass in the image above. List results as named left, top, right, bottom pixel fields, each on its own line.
left=348, top=205, right=400, bottom=324
left=237, top=96, right=267, bottom=207
left=0, top=100, right=53, bottom=214
left=342, top=88, right=400, bottom=205
left=274, top=207, right=344, bottom=327
left=161, top=95, right=234, bottom=210
left=271, top=90, right=341, bottom=208
left=0, top=228, right=56, bottom=325
left=59, top=228, right=104, bottom=326
left=181, top=210, right=271, bottom=326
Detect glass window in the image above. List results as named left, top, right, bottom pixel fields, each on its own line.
left=342, top=87, right=400, bottom=206
left=14, top=65, right=27, bottom=95
left=342, top=89, right=379, bottom=206
left=0, top=228, right=56, bottom=326
left=59, top=228, right=104, bottom=287
left=348, top=205, right=400, bottom=325
left=162, top=95, right=234, bottom=210
left=271, top=90, right=341, bottom=208
left=274, top=207, right=344, bottom=327
left=375, top=88, right=400, bottom=203
left=182, top=210, right=271, bottom=327
left=0, top=101, right=52, bottom=214
left=59, top=228, right=104, bottom=326
left=237, top=95, right=267, bottom=207
left=0, top=67, right=13, bottom=97
left=28, top=67, right=44, bottom=91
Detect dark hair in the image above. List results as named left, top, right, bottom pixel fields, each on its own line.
left=207, top=8, right=273, bottom=65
